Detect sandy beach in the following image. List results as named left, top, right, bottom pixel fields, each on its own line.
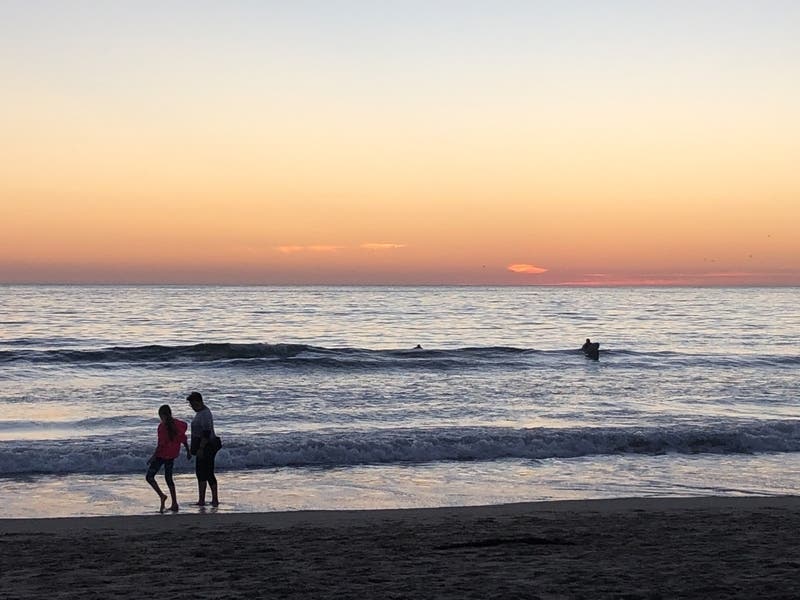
left=2, top=496, right=799, bottom=599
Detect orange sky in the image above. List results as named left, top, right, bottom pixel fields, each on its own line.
left=1, top=2, right=798, bottom=285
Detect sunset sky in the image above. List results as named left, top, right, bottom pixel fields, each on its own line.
left=2, top=1, right=798, bottom=285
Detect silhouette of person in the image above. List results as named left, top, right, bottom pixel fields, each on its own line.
left=582, top=338, right=600, bottom=360
left=146, top=404, right=189, bottom=513
left=187, top=391, right=221, bottom=507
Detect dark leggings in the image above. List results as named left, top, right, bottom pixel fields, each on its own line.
left=146, top=457, right=175, bottom=486
left=195, top=447, right=217, bottom=484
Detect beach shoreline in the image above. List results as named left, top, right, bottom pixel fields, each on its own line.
left=3, top=496, right=799, bottom=598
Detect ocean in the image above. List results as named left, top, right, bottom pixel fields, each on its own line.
left=1, top=285, right=798, bottom=518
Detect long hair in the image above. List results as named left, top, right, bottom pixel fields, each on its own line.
left=158, top=404, right=178, bottom=440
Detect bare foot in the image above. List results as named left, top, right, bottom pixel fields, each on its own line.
left=169, top=503, right=179, bottom=512
left=159, top=494, right=168, bottom=514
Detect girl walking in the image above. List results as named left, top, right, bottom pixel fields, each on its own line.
left=146, top=404, right=189, bottom=513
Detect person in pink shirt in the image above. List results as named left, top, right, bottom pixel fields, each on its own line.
left=146, top=404, right=189, bottom=513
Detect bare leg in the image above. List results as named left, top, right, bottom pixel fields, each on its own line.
left=146, top=474, right=168, bottom=513
left=166, top=476, right=179, bottom=512
left=207, top=453, right=219, bottom=507
left=209, top=481, right=219, bottom=507
left=168, top=486, right=179, bottom=511
left=196, top=480, right=207, bottom=506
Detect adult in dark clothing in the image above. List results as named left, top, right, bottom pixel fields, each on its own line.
left=187, top=391, right=221, bottom=507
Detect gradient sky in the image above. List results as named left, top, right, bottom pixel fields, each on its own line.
left=2, top=1, right=798, bottom=285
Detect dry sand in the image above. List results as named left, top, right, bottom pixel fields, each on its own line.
left=2, top=496, right=800, bottom=599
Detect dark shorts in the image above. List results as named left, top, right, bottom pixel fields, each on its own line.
left=146, top=457, right=174, bottom=480
left=195, top=445, right=218, bottom=483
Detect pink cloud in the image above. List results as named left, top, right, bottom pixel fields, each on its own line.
left=307, top=245, right=344, bottom=252
left=507, top=263, right=549, bottom=275
left=360, top=243, right=407, bottom=250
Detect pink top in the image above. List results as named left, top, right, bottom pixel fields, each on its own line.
left=155, top=419, right=188, bottom=459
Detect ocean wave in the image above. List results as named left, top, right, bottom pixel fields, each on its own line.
left=0, top=416, right=144, bottom=432
left=2, top=421, right=799, bottom=476
left=0, top=343, right=539, bottom=370
left=1, top=342, right=797, bottom=370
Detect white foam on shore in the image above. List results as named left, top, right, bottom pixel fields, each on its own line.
left=3, top=452, right=800, bottom=519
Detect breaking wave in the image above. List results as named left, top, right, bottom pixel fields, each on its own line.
left=1, top=342, right=796, bottom=370
left=3, top=420, right=799, bottom=476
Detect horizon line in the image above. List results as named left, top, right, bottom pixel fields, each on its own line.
left=2, top=282, right=798, bottom=289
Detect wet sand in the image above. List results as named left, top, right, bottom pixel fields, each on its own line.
left=2, top=496, right=800, bottom=599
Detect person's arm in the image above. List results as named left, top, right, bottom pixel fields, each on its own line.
left=176, top=424, right=189, bottom=460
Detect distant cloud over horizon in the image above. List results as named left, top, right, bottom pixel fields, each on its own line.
left=507, top=263, right=548, bottom=274
left=360, top=243, right=407, bottom=250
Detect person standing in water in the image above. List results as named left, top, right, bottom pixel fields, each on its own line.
left=187, top=391, right=221, bottom=507
left=581, top=338, right=600, bottom=360
left=146, top=404, right=189, bottom=513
